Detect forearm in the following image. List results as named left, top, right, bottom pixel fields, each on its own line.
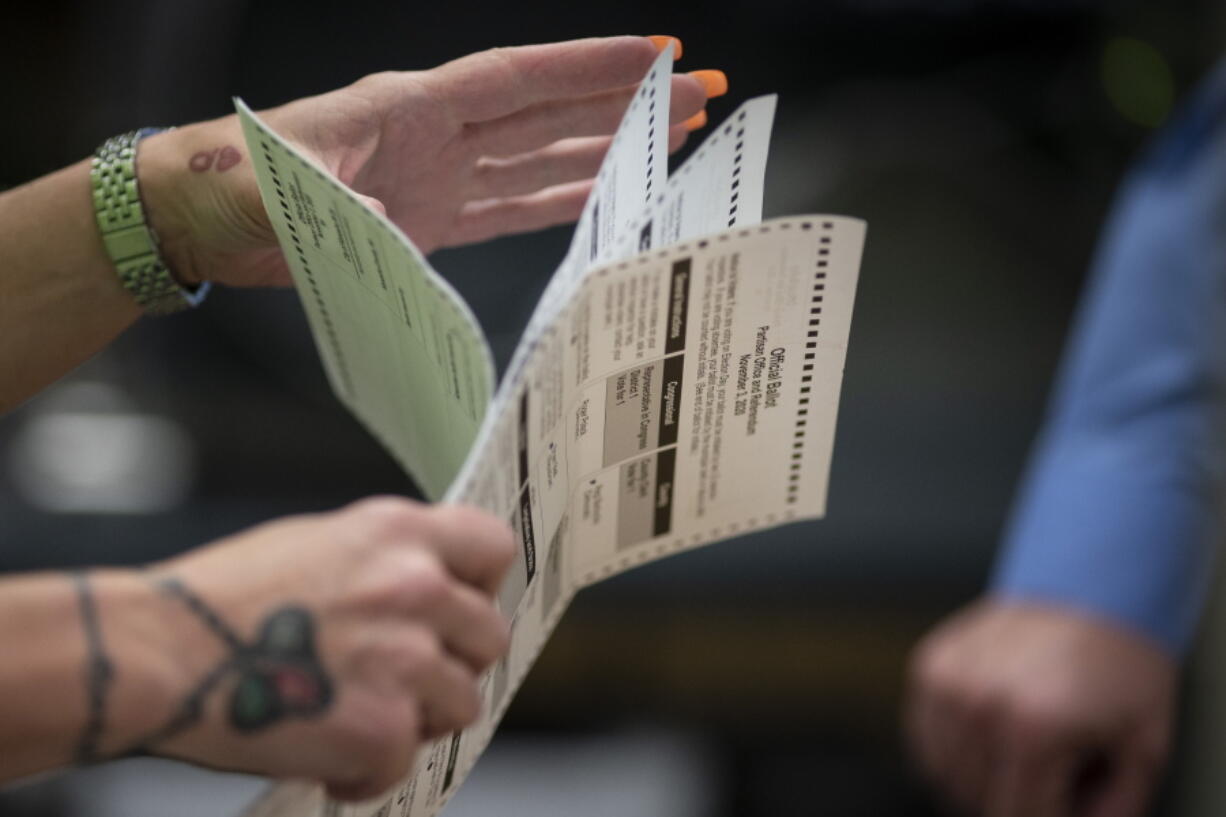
left=0, top=570, right=194, bottom=781
left=993, top=59, right=1226, bottom=654
left=0, top=116, right=271, bottom=413
left=0, top=161, right=141, bottom=411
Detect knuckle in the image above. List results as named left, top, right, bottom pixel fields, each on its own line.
left=489, top=527, right=517, bottom=570
left=909, top=647, right=1004, bottom=732
left=366, top=724, right=403, bottom=760
left=1000, top=693, right=1068, bottom=749
left=351, top=495, right=424, bottom=537
left=483, top=46, right=520, bottom=80
left=398, top=555, right=452, bottom=607
left=349, top=494, right=413, bottom=515
left=433, top=504, right=518, bottom=567
left=402, top=629, right=445, bottom=671
left=430, top=502, right=485, bottom=533
left=489, top=609, right=513, bottom=653
left=910, top=643, right=958, bottom=698
left=334, top=707, right=401, bottom=765
left=353, top=70, right=398, bottom=93
left=360, top=725, right=419, bottom=796
left=375, top=628, right=445, bottom=681
left=359, top=638, right=399, bottom=674
left=485, top=617, right=513, bottom=665
left=373, top=740, right=419, bottom=791
left=470, top=619, right=511, bottom=669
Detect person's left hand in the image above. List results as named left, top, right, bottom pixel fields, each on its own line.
left=140, top=36, right=719, bottom=288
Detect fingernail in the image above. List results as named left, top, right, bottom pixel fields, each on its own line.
left=683, top=110, right=708, bottom=131
left=689, top=70, right=728, bottom=98
left=648, top=35, right=683, bottom=60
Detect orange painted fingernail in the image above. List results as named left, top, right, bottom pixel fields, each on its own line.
left=648, top=35, right=683, bottom=60
left=689, top=69, right=727, bottom=98
left=683, top=110, right=708, bottom=131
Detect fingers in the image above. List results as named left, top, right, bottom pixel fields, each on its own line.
left=345, top=497, right=515, bottom=598
left=322, top=696, right=420, bottom=802
left=429, top=579, right=508, bottom=670
left=945, top=698, right=994, bottom=811
left=338, top=498, right=512, bottom=669
left=1081, top=744, right=1164, bottom=817
left=906, top=616, right=985, bottom=809
left=400, top=639, right=481, bottom=739
left=353, top=623, right=482, bottom=736
left=984, top=730, right=1076, bottom=817
left=668, top=123, right=691, bottom=152
left=683, top=110, right=708, bottom=131
left=470, top=136, right=610, bottom=200
left=907, top=665, right=993, bottom=813
left=910, top=695, right=978, bottom=811
left=443, top=179, right=593, bottom=248
left=464, top=117, right=689, bottom=207
left=464, top=73, right=709, bottom=159
left=432, top=36, right=670, bottom=124
left=384, top=549, right=508, bottom=671
left=912, top=689, right=1073, bottom=817
left=420, top=503, right=517, bottom=596
left=906, top=606, right=1072, bottom=817
left=906, top=603, right=1177, bottom=817
left=320, top=646, right=481, bottom=805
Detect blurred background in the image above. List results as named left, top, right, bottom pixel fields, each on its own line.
left=2, top=0, right=1225, bottom=815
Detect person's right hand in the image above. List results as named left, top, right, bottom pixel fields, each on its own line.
left=97, top=497, right=515, bottom=801
left=906, top=600, right=1177, bottom=817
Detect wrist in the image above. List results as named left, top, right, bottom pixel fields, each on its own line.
left=137, top=117, right=274, bottom=288
left=88, top=570, right=223, bottom=755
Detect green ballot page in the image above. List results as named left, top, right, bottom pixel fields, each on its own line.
left=236, top=100, right=494, bottom=500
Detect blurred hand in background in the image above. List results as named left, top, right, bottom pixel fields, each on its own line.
left=907, top=600, right=1176, bottom=817
left=904, top=49, right=1226, bottom=817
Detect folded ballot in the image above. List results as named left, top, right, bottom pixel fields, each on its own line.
left=235, top=42, right=865, bottom=817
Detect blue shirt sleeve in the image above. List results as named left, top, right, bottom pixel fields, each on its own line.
left=991, top=62, right=1226, bottom=656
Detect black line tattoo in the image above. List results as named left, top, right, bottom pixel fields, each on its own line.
left=132, top=578, right=333, bottom=750
left=160, top=577, right=245, bottom=652
left=71, top=570, right=114, bottom=764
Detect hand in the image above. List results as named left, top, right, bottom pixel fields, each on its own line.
left=906, top=600, right=1176, bottom=817
left=97, top=498, right=515, bottom=800
left=140, top=35, right=716, bottom=287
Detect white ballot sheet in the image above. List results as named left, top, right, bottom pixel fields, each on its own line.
left=503, top=45, right=675, bottom=394
left=617, top=94, right=777, bottom=255
left=235, top=47, right=865, bottom=817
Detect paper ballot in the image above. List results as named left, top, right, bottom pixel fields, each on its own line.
left=235, top=44, right=865, bottom=817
